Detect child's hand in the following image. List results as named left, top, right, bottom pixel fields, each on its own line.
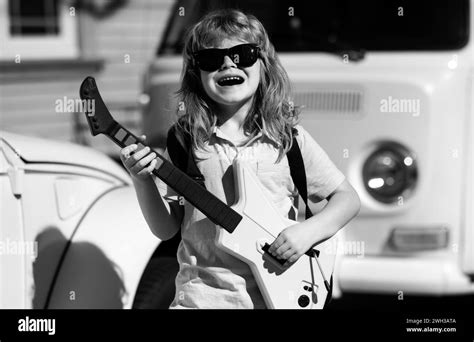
left=268, top=224, right=315, bottom=266
left=120, top=135, right=157, bottom=182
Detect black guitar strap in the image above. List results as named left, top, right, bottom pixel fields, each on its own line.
left=166, top=123, right=205, bottom=188
left=286, top=129, right=313, bottom=221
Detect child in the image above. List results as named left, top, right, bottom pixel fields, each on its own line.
left=120, top=9, right=360, bottom=309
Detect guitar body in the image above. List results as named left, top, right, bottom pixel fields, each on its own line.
left=217, top=159, right=337, bottom=309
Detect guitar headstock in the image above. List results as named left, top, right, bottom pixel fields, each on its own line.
left=79, top=76, right=115, bottom=136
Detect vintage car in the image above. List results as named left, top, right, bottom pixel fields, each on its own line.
left=0, top=131, right=177, bottom=309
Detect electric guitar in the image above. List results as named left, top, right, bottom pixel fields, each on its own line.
left=79, top=76, right=337, bottom=309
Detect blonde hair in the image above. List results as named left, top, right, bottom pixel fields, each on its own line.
left=176, top=9, right=300, bottom=161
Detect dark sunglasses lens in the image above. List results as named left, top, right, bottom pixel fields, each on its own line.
left=195, top=49, right=223, bottom=72
left=230, top=44, right=259, bottom=67
left=195, top=44, right=259, bottom=71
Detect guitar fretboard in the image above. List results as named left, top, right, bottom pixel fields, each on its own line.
left=108, top=123, right=242, bottom=233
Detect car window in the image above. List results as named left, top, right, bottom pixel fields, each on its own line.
left=158, top=0, right=469, bottom=55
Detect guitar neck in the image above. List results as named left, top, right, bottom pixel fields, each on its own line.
left=104, top=122, right=242, bottom=233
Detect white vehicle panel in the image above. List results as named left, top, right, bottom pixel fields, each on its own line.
left=47, top=186, right=159, bottom=309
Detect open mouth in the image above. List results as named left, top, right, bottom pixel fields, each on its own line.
left=217, top=75, right=245, bottom=86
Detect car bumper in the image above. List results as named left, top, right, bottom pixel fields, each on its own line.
left=339, top=256, right=474, bottom=295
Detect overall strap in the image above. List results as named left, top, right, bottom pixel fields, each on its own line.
left=166, top=123, right=205, bottom=187
left=287, top=128, right=313, bottom=220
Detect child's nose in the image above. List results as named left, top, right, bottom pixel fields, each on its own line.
left=220, top=55, right=237, bottom=69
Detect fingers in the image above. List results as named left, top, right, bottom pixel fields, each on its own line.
left=119, top=140, right=157, bottom=180
left=129, top=136, right=146, bottom=156
left=120, top=144, right=136, bottom=163
left=148, top=158, right=158, bottom=174
left=267, top=236, right=291, bottom=263
left=130, top=150, right=157, bottom=174
left=135, top=156, right=158, bottom=177
left=268, top=236, right=284, bottom=254
left=124, top=145, right=151, bottom=169
left=268, top=230, right=303, bottom=265
left=275, top=242, right=291, bottom=258
left=280, top=248, right=295, bottom=260
left=271, top=242, right=294, bottom=263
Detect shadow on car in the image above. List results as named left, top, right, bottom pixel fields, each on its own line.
left=32, top=227, right=126, bottom=309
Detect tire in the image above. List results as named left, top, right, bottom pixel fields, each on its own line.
left=132, top=256, right=179, bottom=309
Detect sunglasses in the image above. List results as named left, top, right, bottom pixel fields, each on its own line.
left=193, top=43, right=260, bottom=72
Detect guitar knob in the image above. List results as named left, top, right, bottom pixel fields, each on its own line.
left=298, top=295, right=310, bottom=308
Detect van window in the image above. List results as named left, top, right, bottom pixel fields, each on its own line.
left=158, top=0, right=469, bottom=56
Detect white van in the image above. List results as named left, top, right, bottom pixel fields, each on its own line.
left=141, top=0, right=474, bottom=297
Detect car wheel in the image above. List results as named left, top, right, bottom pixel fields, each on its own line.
left=132, top=256, right=178, bottom=309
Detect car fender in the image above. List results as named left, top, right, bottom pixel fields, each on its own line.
left=46, top=186, right=161, bottom=309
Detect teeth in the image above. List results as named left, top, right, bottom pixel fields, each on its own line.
left=220, top=76, right=241, bottom=82
left=217, top=75, right=244, bottom=86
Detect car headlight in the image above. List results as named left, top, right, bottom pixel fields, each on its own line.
left=362, top=142, right=418, bottom=204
